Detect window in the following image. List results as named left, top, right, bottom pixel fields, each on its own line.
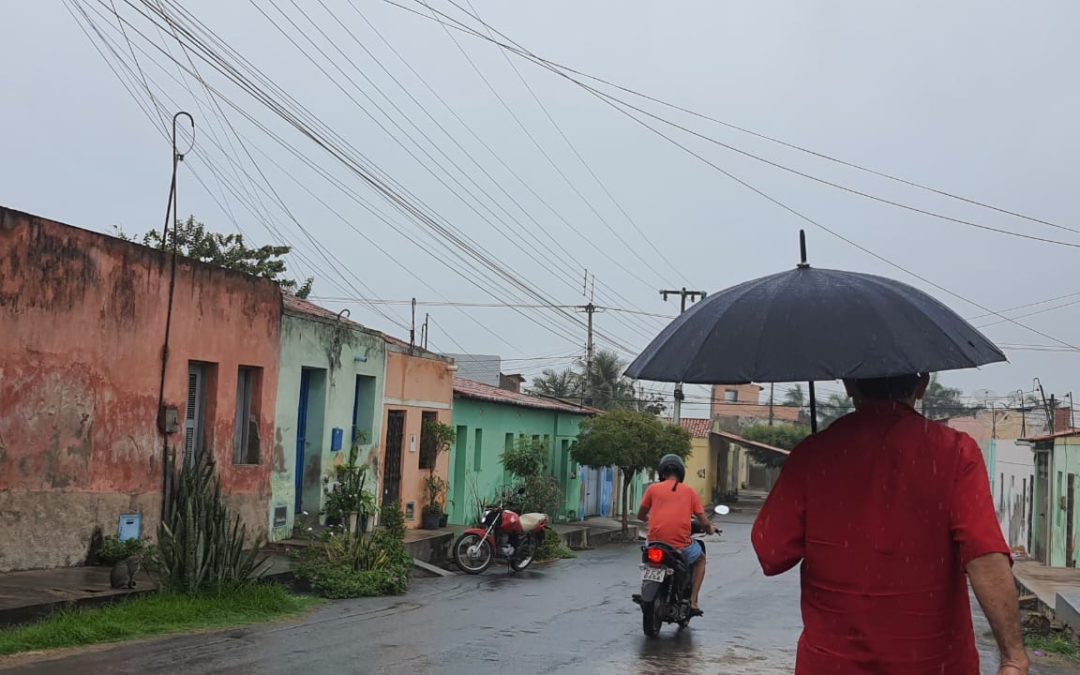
left=419, top=411, right=439, bottom=470
left=473, top=429, right=483, bottom=472
left=234, top=366, right=262, bottom=464
left=184, top=362, right=215, bottom=465
left=724, top=389, right=738, bottom=403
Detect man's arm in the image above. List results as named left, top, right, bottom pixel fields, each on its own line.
left=950, top=436, right=1028, bottom=673
left=694, top=512, right=716, bottom=534
left=751, top=451, right=806, bottom=576
left=968, top=553, right=1028, bottom=673
left=637, top=486, right=653, bottom=522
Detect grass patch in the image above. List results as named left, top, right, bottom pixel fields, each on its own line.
left=0, top=584, right=319, bottom=657
left=1026, top=631, right=1080, bottom=662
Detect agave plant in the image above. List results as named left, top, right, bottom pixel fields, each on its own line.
left=156, top=449, right=268, bottom=592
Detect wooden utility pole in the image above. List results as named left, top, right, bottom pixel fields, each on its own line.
left=660, top=288, right=707, bottom=424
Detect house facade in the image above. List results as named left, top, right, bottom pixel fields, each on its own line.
left=663, top=418, right=713, bottom=504
left=448, top=378, right=600, bottom=526
left=381, top=340, right=455, bottom=528
left=1025, top=430, right=1080, bottom=568
left=0, top=207, right=281, bottom=571
left=270, top=296, right=387, bottom=539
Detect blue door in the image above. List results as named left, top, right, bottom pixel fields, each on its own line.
left=295, top=370, right=311, bottom=514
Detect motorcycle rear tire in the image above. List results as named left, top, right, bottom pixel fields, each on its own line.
left=641, top=600, right=663, bottom=637
left=509, top=534, right=537, bottom=572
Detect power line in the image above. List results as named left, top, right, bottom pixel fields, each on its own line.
left=420, top=0, right=1080, bottom=238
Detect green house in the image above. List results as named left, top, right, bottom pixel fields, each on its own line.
left=447, top=378, right=599, bottom=526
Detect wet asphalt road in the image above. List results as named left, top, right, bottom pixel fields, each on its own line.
left=1, top=514, right=1073, bottom=674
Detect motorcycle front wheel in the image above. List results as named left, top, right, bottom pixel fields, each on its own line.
left=454, top=533, right=494, bottom=575
left=641, top=599, right=663, bottom=637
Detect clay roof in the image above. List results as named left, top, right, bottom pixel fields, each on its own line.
left=453, top=378, right=602, bottom=415
left=711, top=429, right=790, bottom=457
left=661, top=417, right=712, bottom=438
left=1020, top=428, right=1080, bottom=444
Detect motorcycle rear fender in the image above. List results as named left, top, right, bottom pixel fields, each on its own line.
left=463, top=527, right=495, bottom=548
left=640, top=579, right=665, bottom=603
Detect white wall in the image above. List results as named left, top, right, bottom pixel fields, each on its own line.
left=991, top=439, right=1036, bottom=551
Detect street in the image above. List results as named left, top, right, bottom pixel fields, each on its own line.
left=2, top=513, right=1070, bottom=675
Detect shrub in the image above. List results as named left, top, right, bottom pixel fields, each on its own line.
left=296, top=502, right=412, bottom=599
left=535, top=527, right=575, bottom=561
left=94, top=536, right=149, bottom=566
left=155, top=450, right=268, bottom=593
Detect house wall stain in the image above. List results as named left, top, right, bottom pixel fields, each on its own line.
left=0, top=207, right=282, bottom=572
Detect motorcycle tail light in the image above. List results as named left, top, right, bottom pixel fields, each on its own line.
left=646, top=548, right=664, bottom=566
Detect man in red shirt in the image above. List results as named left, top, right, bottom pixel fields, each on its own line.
left=752, top=373, right=1029, bottom=674
left=638, top=454, right=717, bottom=612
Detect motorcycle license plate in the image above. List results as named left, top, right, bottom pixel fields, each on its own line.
left=641, top=566, right=667, bottom=583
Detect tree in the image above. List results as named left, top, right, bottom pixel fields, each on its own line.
left=817, top=392, right=853, bottom=430
left=921, top=374, right=981, bottom=420
left=782, top=385, right=806, bottom=408
left=572, top=410, right=691, bottom=535
left=741, top=423, right=811, bottom=468
left=529, top=369, right=580, bottom=399
left=527, top=349, right=665, bottom=414
left=117, top=216, right=313, bottom=298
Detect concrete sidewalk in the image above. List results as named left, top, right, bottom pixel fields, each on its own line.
left=1014, top=559, right=1080, bottom=633
left=0, top=566, right=157, bottom=627
left=0, top=554, right=296, bottom=628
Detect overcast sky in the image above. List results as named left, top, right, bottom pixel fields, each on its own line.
left=3, top=1, right=1078, bottom=415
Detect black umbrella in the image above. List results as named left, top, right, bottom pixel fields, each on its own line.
left=625, top=233, right=1006, bottom=431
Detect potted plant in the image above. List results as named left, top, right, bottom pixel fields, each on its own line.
left=421, top=474, right=448, bottom=530
left=419, top=420, right=455, bottom=529
left=323, top=435, right=376, bottom=535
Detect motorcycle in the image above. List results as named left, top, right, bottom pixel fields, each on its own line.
left=633, top=504, right=729, bottom=636
left=453, top=494, right=550, bottom=574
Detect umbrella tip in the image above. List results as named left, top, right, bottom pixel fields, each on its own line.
left=798, top=230, right=810, bottom=269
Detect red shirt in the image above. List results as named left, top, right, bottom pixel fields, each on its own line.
left=640, top=480, right=704, bottom=549
left=752, top=401, right=1009, bottom=674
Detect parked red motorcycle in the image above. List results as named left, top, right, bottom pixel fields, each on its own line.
left=453, top=498, right=549, bottom=574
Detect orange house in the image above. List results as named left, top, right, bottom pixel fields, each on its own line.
left=380, top=337, right=455, bottom=527
left=0, top=207, right=281, bottom=571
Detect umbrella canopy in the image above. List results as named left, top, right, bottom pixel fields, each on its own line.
left=625, top=266, right=1006, bottom=385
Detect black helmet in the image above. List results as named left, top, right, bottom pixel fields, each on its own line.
left=657, top=454, right=686, bottom=485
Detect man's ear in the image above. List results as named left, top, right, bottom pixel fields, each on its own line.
left=914, top=373, right=931, bottom=400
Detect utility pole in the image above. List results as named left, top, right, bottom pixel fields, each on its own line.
left=420, top=313, right=430, bottom=350
left=660, top=288, right=707, bottom=424
left=409, top=297, right=416, bottom=351
left=769, top=383, right=775, bottom=426
left=584, top=302, right=595, bottom=406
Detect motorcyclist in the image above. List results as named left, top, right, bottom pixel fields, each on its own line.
left=637, top=454, right=717, bottom=614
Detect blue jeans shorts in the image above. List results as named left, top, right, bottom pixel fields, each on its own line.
left=646, top=539, right=703, bottom=565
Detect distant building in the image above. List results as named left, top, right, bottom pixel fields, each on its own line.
left=445, top=353, right=500, bottom=387
left=710, top=383, right=801, bottom=424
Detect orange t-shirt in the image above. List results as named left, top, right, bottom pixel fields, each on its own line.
left=640, top=479, right=704, bottom=549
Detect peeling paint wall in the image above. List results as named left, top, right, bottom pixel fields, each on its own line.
left=381, top=348, right=453, bottom=528
left=0, top=208, right=281, bottom=571
left=270, top=312, right=386, bottom=539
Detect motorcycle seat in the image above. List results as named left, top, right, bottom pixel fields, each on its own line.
left=519, top=513, right=548, bottom=532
